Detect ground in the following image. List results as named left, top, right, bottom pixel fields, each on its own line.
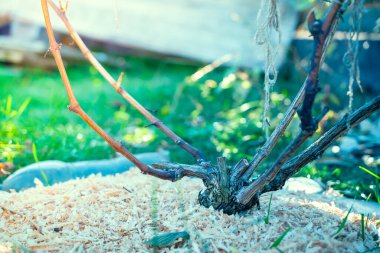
left=0, top=169, right=379, bottom=252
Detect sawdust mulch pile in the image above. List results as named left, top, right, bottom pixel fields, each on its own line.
left=0, top=169, right=379, bottom=252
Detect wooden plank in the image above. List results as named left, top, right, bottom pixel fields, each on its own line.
left=0, top=0, right=297, bottom=67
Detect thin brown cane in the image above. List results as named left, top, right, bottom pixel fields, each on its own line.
left=46, top=0, right=208, bottom=164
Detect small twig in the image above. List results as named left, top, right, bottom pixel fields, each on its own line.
left=59, top=0, right=69, bottom=13
left=189, top=54, right=234, bottom=82
left=0, top=168, right=10, bottom=175
left=0, top=227, right=12, bottom=237
left=145, top=121, right=161, bottom=128
left=123, top=186, right=132, bottom=193
left=116, top=72, right=124, bottom=93
left=43, top=48, right=51, bottom=58
left=0, top=163, right=13, bottom=176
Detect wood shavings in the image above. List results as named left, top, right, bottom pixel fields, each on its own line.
left=0, top=206, right=43, bottom=235
left=0, top=169, right=379, bottom=252
left=0, top=163, right=13, bottom=176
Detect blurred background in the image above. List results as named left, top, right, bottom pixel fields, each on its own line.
left=0, top=0, right=379, bottom=202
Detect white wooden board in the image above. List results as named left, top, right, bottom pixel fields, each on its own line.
left=0, top=0, right=297, bottom=67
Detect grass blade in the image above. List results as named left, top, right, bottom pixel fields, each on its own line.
left=32, top=143, right=39, bottom=163
left=270, top=227, right=292, bottom=249
left=5, top=95, right=12, bottom=115
left=32, top=143, right=50, bottom=186
left=17, top=98, right=31, bottom=117
left=374, top=187, right=380, bottom=203
left=39, top=170, right=50, bottom=186
left=360, top=214, right=365, bottom=241
left=275, top=248, right=285, bottom=253
left=359, top=166, right=380, bottom=180
left=334, top=205, right=353, bottom=239
left=264, top=193, right=273, bottom=224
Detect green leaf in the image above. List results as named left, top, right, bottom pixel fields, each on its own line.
left=360, top=214, right=365, bottom=241
left=5, top=95, right=12, bottom=116
left=145, top=231, right=190, bottom=247
left=359, top=166, right=380, bottom=180
left=17, top=98, right=31, bottom=117
left=365, top=213, right=370, bottom=230
left=32, top=143, right=39, bottom=163
left=264, top=193, right=273, bottom=224
left=32, top=143, right=50, bottom=185
left=40, top=170, right=50, bottom=186
left=334, top=205, right=353, bottom=239
left=270, top=227, right=292, bottom=249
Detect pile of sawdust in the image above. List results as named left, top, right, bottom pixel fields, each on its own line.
left=0, top=169, right=379, bottom=252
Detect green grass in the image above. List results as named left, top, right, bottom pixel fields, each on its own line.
left=333, top=205, right=353, bottom=239
left=359, top=166, right=380, bottom=203
left=270, top=227, right=292, bottom=250
left=0, top=57, right=297, bottom=172
left=264, top=193, right=273, bottom=224
left=360, top=213, right=366, bottom=241
left=359, top=166, right=380, bottom=180
left=0, top=58, right=209, bottom=167
left=297, top=164, right=380, bottom=203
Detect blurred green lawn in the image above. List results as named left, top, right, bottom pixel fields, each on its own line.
left=0, top=56, right=296, bottom=174
left=0, top=57, right=205, bottom=164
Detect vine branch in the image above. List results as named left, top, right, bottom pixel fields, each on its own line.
left=46, top=0, right=208, bottom=164
left=41, top=0, right=180, bottom=181
left=236, top=0, right=346, bottom=205
left=263, top=96, right=380, bottom=194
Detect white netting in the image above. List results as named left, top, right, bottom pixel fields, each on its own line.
left=255, top=0, right=281, bottom=139
left=343, top=0, right=364, bottom=113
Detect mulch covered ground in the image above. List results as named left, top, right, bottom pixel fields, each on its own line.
left=0, top=169, right=379, bottom=252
